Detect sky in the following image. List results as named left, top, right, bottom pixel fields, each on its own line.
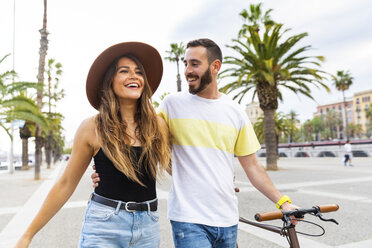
left=0, top=0, right=371, bottom=155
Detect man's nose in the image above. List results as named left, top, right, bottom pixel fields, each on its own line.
left=184, top=64, right=192, bottom=75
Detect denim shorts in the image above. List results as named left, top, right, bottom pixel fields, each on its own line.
left=78, top=197, right=160, bottom=248
left=170, top=220, right=238, bottom=248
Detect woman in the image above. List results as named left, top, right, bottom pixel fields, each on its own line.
left=15, top=42, right=171, bottom=248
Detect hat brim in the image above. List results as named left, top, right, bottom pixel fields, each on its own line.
left=86, top=42, right=163, bottom=109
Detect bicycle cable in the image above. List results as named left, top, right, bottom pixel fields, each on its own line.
left=288, top=218, right=326, bottom=237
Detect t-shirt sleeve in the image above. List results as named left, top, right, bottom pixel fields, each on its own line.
left=234, top=114, right=261, bottom=156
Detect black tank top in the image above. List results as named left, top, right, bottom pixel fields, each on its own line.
left=93, top=146, right=156, bottom=202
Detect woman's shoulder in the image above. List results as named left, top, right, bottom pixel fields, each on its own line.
left=77, top=116, right=96, bottom=132
left=75, top=115, right=99, bottom=146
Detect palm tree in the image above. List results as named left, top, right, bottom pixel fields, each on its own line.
left=302, top=120, right=314, bottom=142
left=220, top=5, right=329, bottom=170
left=349, top=123, right=363, bottom=139
left=1, top=96, right=47, bottom=135
left=35, top=0, right=49, bottom=179
left=365, top=103, right=372, bottom=129
left=323, top=110, right=341, bottom=140
left=19, top=121, right=33, bottom=170
left=45, top=58, right=63, bottom=168
left=1, top=95, right=48, bottom=172
left=153, top=92, right=170, bottom=109
left=254, top=112, right=295, bottom=155
left=365, top=105, right=372, bottom=138
left=1, top=54, right=47, bottom=170
left=165, top=43, right=185, bottom=92
left=49, top=113, right=64, bottom=162
left=311, top=116, right=323, bottom=141
left=288, top=110, right=298, bottom=143
left=238, top=3, right=274, bottom=35
left=332, top=70, right=353, bottom=140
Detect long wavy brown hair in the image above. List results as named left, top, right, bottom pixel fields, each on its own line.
left=95, top=54, right=171, bottom=186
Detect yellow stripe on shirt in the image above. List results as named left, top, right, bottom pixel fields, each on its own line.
left=158, top=110, right=261, bottom=156
left=169, top=118, right=237, bottom=154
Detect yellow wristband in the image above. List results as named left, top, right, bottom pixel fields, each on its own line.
left=276, top=195, right=291, bottom=209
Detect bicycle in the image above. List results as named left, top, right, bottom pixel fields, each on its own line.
left=238, top=204, right=339, bottom=248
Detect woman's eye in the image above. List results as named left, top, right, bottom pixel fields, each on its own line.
left=119, top=69, right=128, bottom=73
left=136, top=71, right=143, bottom=75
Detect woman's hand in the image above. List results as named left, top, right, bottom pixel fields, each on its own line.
left=14, top=235, right=32, bottom=248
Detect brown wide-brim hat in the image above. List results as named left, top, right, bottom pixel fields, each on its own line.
left=86, top=42, right=163, bottom=109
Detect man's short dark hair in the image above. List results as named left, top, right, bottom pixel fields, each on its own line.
left=187, top=38, right=222, bottom=64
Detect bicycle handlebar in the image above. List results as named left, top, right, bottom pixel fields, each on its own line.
left=318, top=204, right=339, bottom=213
left=255, top=204, right=339, bottom=222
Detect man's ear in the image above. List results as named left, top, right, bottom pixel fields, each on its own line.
left=211, top=59, right=222, bottom=74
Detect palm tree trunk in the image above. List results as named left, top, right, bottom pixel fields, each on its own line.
left=35, top=0, right=49, bottom=179
left=176, top=59, right=181, bottom=92
left=263, top=109, right=278, bottom=170
left=46, top=131, right=52, bottom=168
left=21, top=138, right=29, bottom=170
left=342, top=90, right=349, bottom=140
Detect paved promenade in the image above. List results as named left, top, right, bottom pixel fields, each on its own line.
left=0, top=157, right=371, bottom=247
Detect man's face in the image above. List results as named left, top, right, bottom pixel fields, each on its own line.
left=184, top=46, right=212, bottom=95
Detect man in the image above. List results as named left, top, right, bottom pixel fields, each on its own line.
left=92, top=39, right=297, bottom=247
left=344, top=140, right=353, bottom=166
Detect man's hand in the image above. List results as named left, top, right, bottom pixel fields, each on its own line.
left=91, top=165, right=100, bottom=188
left=281, top=202, right=300, bottom=225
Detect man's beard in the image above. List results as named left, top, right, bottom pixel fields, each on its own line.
left=188, top=67, right=212, bottom=95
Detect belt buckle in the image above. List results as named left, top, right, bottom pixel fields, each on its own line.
left=124, top=201, right=136, bottom=212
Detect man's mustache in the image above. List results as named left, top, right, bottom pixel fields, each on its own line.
left=186, top=73, right=199, bottom=79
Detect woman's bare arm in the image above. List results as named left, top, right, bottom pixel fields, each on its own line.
left=15, top=117, right=97, bottom=247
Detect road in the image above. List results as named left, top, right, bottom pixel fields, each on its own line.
left=0, top=157, right=371, bottom=247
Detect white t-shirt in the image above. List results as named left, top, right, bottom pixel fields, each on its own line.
left=159, top=92, right=261, bottom=227
left=344, top=143, right=352, bottom=154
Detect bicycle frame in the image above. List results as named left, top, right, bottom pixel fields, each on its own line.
left=239, top=217, right=300, bottom=248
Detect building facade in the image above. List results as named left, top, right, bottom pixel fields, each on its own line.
left=245, top=101, right=263, bottom=124
left=353, top=89, right=372, bottom=137
left=314, top=99, right=353, bottom=140
left=314, top=89, right=372, bottom=139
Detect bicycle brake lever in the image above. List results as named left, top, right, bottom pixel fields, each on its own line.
left=316, top=213, right=339, bottom=225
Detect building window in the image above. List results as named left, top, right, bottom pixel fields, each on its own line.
left=356, top=98, right=360, bottom=104
left=320, top=109, right=323, bottom=114
left=362, top=96, right=370, bottom=102
left=338, top=105, right=342, bottom=110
